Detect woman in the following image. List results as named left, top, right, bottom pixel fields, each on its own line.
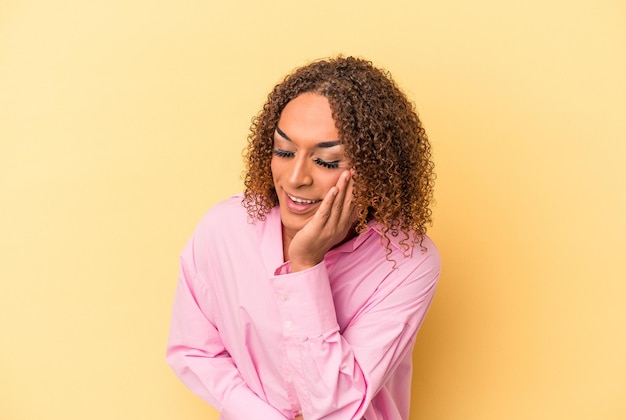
left=166, top=56, right=440, bottom=419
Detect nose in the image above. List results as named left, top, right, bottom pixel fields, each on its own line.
left=288, top=154, right=313, bottom=187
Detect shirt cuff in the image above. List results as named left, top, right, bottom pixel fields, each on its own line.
left=270, top=262, right=339, bottom=339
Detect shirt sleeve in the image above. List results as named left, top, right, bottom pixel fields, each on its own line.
left=269, top=254, right=440, bottom=419
left=166, top=242, right=288, bottom=420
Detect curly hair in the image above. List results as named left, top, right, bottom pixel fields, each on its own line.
left=243, top=56, right=435, bottom=257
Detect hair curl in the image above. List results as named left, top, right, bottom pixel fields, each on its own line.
left=243, top=56, right=435, bottom=257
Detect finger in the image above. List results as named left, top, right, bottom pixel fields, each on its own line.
left=336, top=169, right=354, bottom=216
left=327, top=170, right=351, bottom=226
left=312, top=184, right=338, bottom=225
left=341, top=172, right=356, bottom=222
left=336, top=172, right=356, bottom=229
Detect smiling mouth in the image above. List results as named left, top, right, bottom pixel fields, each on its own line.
left=287, top=194, right=320, bottom=204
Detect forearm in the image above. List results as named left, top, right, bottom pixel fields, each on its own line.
left=168, top=262, right=288, bottom=419
left=166, top=346, right=288, bottom=419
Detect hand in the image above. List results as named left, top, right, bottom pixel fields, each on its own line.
left=294, top=416, right=304, bottom=420
left=288, top=169, right=356, bottom=272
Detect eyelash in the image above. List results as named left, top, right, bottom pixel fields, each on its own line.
left=272, top=149, right=340, bottom=170
left=272, top=149, right=294, bottom=158
left=313, top=157, right=340, bottom=169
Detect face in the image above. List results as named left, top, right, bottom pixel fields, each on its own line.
left=271, top=93, right=351, bottom=242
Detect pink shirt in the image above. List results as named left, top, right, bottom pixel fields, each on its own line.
left=166, top=195, right=440, bottom=419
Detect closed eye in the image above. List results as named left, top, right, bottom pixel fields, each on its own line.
left=272, top=149, right=294, bottom=158
left=313, top=157, right=340, bottom=169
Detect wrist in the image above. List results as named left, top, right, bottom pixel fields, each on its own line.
left=290, top=260, right=319, bottom=273
left=289, top=258, right=320, bottom=273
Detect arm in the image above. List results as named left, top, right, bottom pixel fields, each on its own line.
left=271, top=254, right=439, bottom=419
left=166, top=242, right=288, bottom=420
left=279, top=170, right=440, bottom=418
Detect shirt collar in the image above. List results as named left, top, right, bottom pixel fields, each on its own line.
left=339, top=220, right=414, bottom=256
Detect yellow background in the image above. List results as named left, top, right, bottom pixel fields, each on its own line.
left=1, top=0, right=625, bottom=419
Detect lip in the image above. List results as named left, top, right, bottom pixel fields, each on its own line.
left=283, top=191, right=321, bottom=214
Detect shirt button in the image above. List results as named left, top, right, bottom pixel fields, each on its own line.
left=286, top=374, right=293, bottom=383
left=279, top=294, right=287, bottom=301
left=284, top=320, right=293, bottom=330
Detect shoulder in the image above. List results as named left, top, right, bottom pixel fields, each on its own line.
left=206, top=193, right=248, bottom=218
left=366, top=229, right=441, bottom=292
left=195, top=194, right=249, bottom=231
left=181, top=195, right=259, bottom=269
left=347, top=226, right=440, bottom=285
left=184, top=194, right=257, bottom=254
left=388, top=233, right=440, bottom=274
left=413, top=235, right=440, bottom=265
left=366, top=223, right=441, bottom=270
left=381, top=233, right=441, bottom=303
left=408, top=235, right=441, bottom=278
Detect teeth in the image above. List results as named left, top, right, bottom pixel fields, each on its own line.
left=288, top=194, right=318, bottom=204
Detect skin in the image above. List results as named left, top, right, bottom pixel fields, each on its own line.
left=270, top=93, right=357, bottom=273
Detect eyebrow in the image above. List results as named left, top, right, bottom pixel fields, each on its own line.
left=275, top=126, right=341, bottom=148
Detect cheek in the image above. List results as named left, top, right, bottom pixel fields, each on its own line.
left=320, top=171, right=342, bottom=190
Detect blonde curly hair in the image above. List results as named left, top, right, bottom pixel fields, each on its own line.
left=243, top=56, right=435, bottom=256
